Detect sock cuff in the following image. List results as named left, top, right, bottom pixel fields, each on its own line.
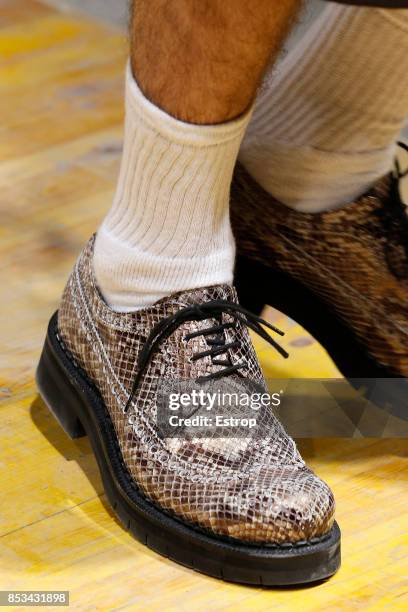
left=94, top=226, right=235, bottom=310
left=125, top=61, right=252, bottom=148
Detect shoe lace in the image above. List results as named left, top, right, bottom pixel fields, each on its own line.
left=394, top=141, right=408, bottom=182
left=374, top=141, right=408, bottom=272
left=124, top=299, right=288, bottom=413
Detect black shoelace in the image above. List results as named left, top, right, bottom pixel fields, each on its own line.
left=395, top=141, right=408, bottom=181
left=124, top=300, right=288, bottom=413
left=374, top=141, right=408, bottom=269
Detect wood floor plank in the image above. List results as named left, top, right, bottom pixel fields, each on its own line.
left=0, top=0, right=53, bottom=29
left=0, top=61, right=125, bottom=160
left=0, top=15, right=126, bottom=92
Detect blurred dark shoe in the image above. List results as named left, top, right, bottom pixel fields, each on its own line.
left=231, top=149, right=408, bottom=384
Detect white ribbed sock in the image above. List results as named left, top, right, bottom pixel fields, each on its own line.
left=239, top=5, right=408, bottom=212
left=94, top=64, right=251, bottom=311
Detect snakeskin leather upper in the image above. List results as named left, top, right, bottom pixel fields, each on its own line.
left=58, top=236, right=335, bottom=544
left=231, top=164, right=408, bottom=376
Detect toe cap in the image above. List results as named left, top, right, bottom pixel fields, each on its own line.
left=210, top=467, right=335, bottom=545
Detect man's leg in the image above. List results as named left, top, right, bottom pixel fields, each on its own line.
left=239, top=4, right=408, bottom=212
left=40, top=0, right=341, bottom=583
left=93, top=0, right=300, bottom=311
left=231, top=3, right=408, bottom=384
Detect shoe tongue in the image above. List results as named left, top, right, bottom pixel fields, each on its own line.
left=163, top=284, right=238, bottom=309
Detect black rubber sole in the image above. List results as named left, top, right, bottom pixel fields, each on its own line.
left=35, top=312, right=341, bottom=586
left=234, top=255, right=408, bottom=419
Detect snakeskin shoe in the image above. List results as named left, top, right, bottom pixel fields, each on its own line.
left=36, top=236, right=340, bottom=585
left=231, top=146, right=408, bottom=416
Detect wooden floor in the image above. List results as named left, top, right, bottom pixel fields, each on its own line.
left=1, top=2, right=407, bottom=609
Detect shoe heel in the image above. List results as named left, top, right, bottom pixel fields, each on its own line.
left=234, top=255, right=271, bottom=315
left=36, top=320, right=87, bottom=439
